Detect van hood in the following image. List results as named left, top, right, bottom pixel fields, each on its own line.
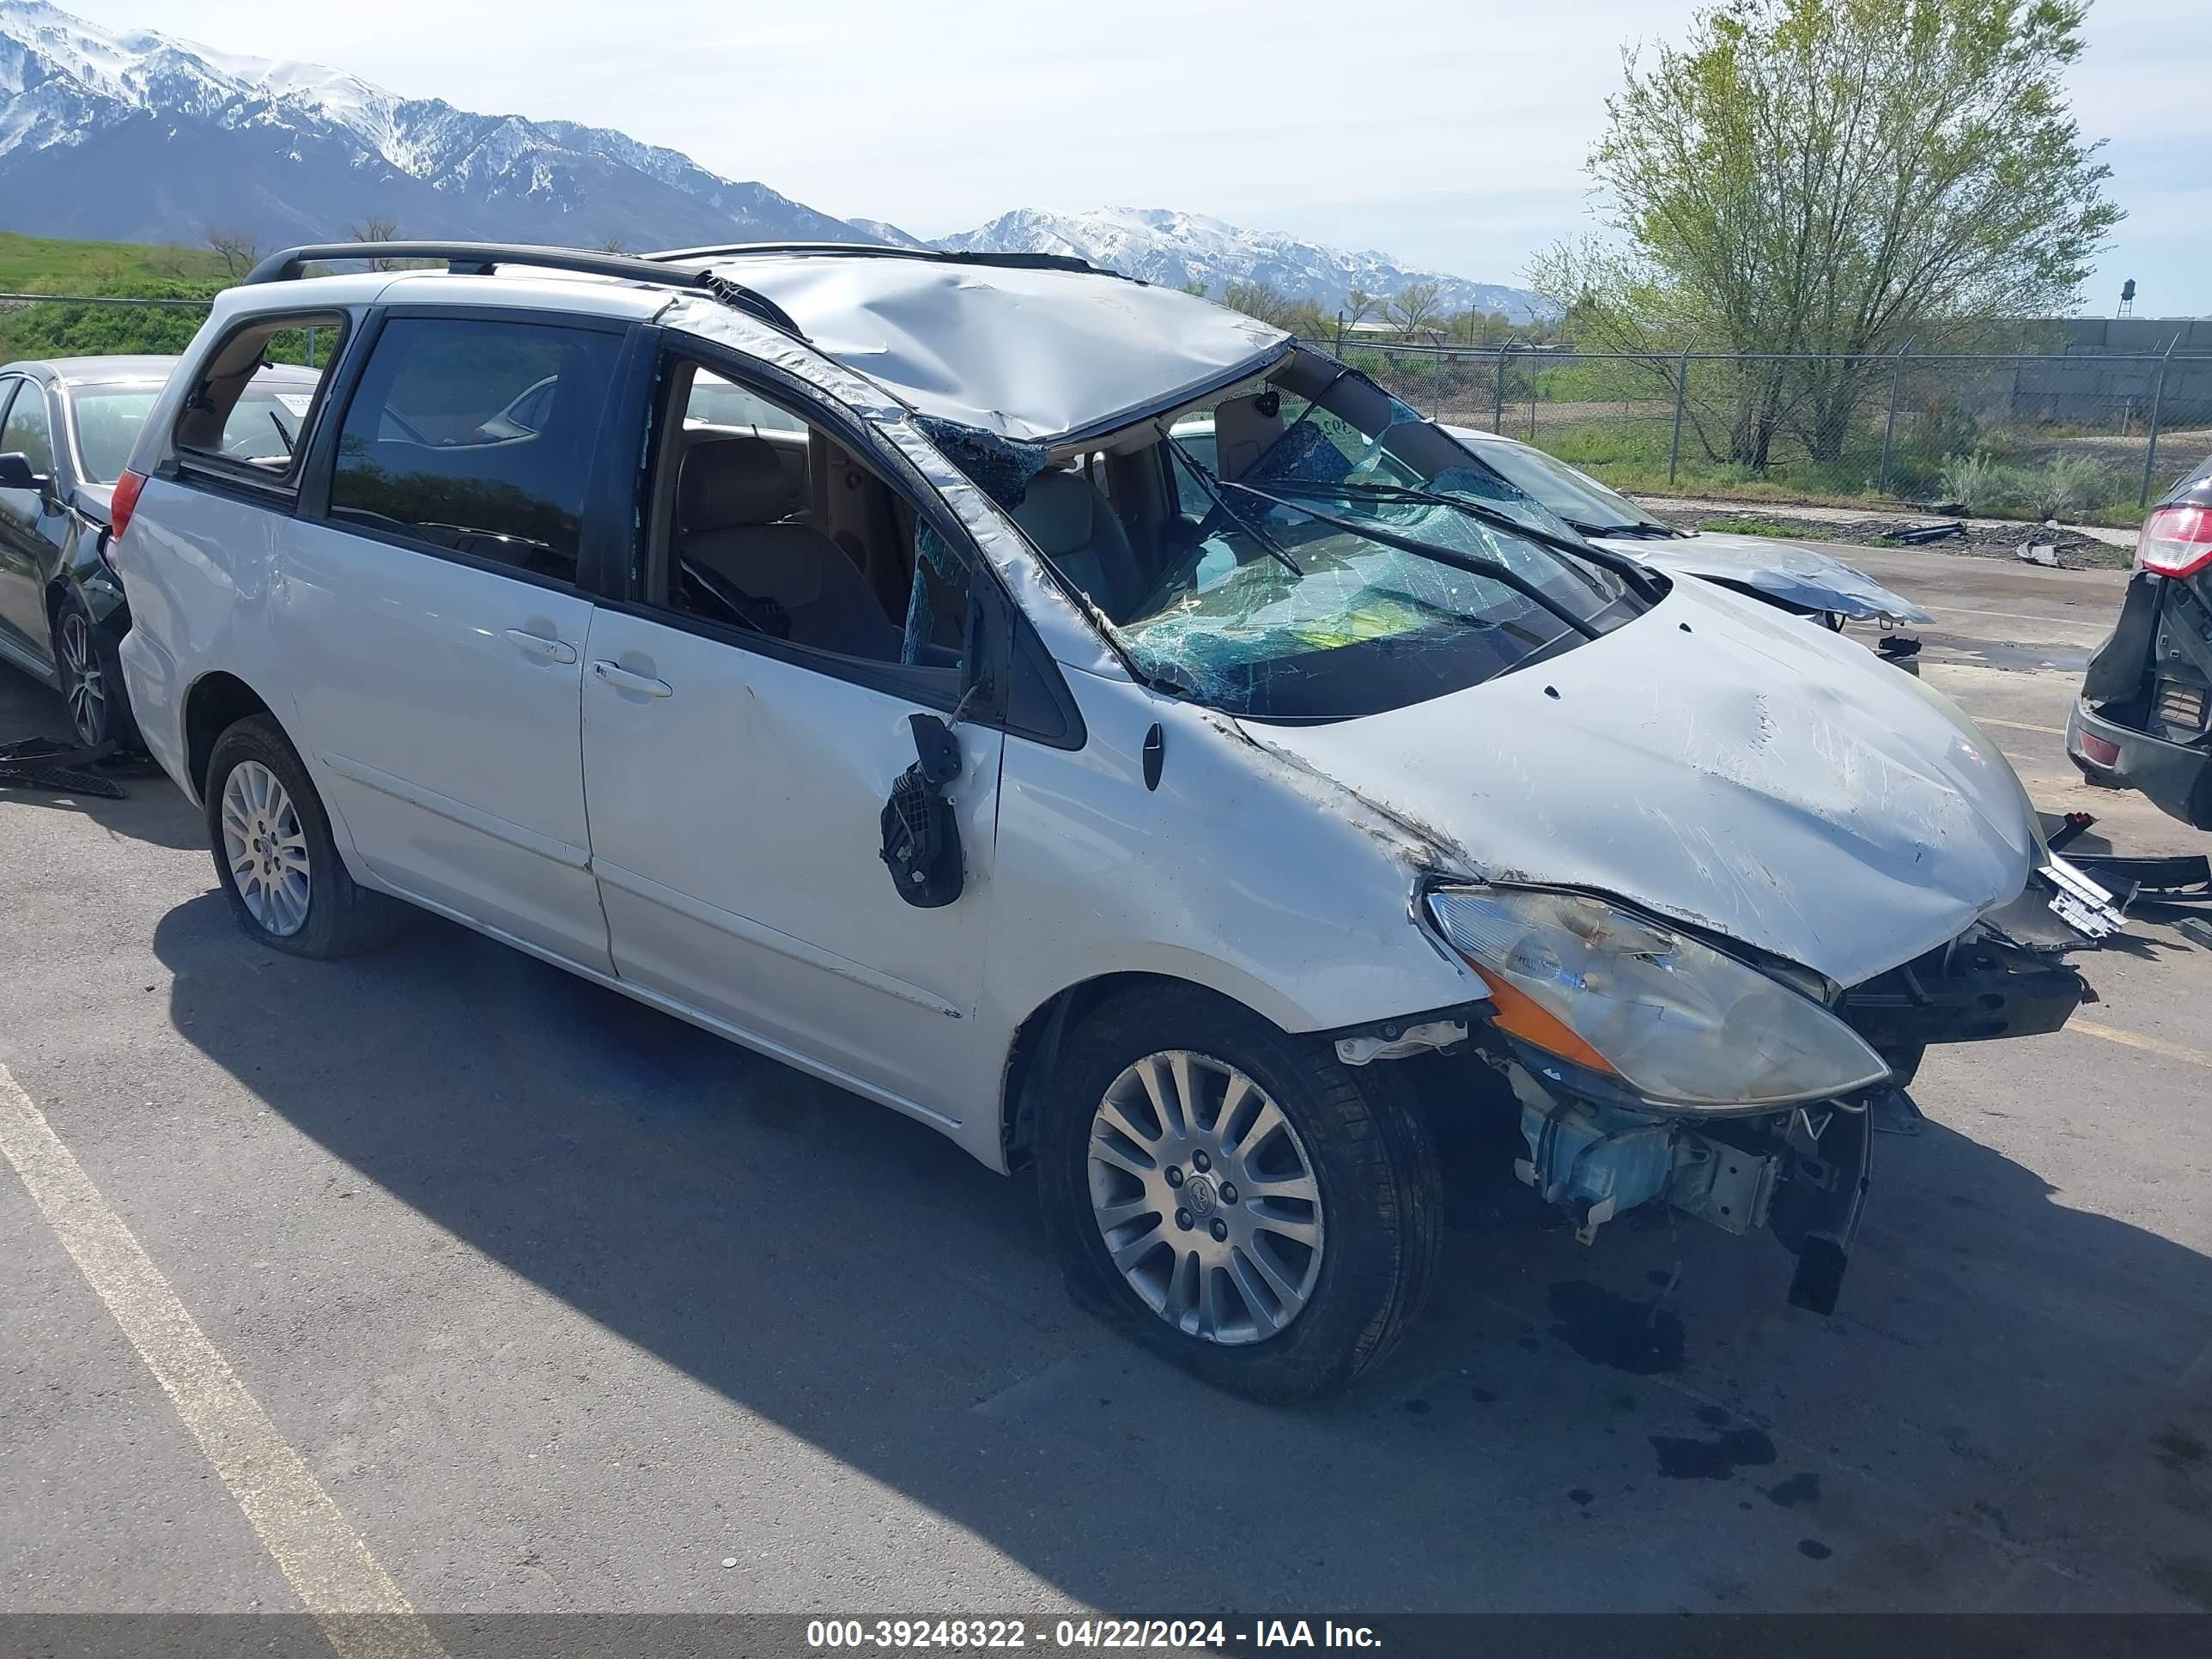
left=1610, top=531, right=1932, bottom=625
left=1238, top=580, right=2038, bottom=988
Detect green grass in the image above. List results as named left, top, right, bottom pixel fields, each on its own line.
left=0, top=233, right=231, bottom=367
left=0, top=230, right=229, bottom=291
left=1698, top=517, right=1832, bottom=539
left=1530, top=416, right=2150, bottom=528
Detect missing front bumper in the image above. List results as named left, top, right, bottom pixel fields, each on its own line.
left=1508, top=1079, right=1875, bottom=1316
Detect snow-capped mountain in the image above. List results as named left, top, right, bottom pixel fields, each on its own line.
left=0, top=0, right=876, bottom=248
left=934, top=207, right=1553, bottom=324
left=845, top=217, right=933, bottom=252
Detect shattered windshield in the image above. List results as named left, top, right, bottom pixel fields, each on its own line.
left=930, top=349, right=1650, bottom=721
left=1115, top=482, right=1621, bottom=718
left=1455, top=434, right=1674, bottom=538
left=1111, top=381, right=1638, bottom=718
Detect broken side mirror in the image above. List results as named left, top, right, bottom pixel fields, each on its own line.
left=955, top=590, right=1000, bottom=723
left=879, top=712, right=965, bottom=908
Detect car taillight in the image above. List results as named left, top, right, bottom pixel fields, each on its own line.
left=2136, top=503, right=2212, bottom=578
left=109, top=467, right=148, bottom=542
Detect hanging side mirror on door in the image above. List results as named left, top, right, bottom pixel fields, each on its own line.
left=880, top=712, right=965, bottom=908
left=0, top=450, right=52, bottom=499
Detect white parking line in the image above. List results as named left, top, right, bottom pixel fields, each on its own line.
left=1971, top=715, right=2067, bottom=737
left=0, top=1062, right=447, bottom=1659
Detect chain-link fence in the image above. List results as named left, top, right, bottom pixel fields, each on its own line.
left=1325, top=337, right=2212, bottom=526
left=6, top=293, right=2207, bottom=526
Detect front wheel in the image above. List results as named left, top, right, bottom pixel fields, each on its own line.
left=1037, top=986, right=1441, bottom=1401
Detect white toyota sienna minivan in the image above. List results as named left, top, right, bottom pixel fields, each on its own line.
left=113, top=240, right=2117, bottom=1399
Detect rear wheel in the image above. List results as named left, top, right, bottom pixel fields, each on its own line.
left=204, top=714, right=404, bottom=958
left=1038, top=986, right=1441, bottom=1401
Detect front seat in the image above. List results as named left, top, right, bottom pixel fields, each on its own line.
left=1009, top=469, right=1145, bottom=623
left=677, top=436, right=898, bottom=658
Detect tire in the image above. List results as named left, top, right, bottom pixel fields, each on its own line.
left=52, top=586, right=137, bottom=751
left=204, top=714, right=404, bottom=959
left=1037, top=984, right=1442, bottom=1402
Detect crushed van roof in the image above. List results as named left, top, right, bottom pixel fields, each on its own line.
left=691, top=250, right=1293, bottom=445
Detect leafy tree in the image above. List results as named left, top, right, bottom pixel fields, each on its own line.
left=1220, top=280, right=1328, bottom=337
left=1388, top=282, right=1444, bottom=340
left=1532, top=0, right=2120, bottom=469
left=1222, top=278, right=1294, bottom=327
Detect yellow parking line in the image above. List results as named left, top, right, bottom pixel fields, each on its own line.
left=1972, top=715, right=2067, bottom=737
left=2069, top=1019, right=2212, bottom=1070
left=0, top=1062, right=448, bottom=1659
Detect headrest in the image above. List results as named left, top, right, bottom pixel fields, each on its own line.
left=680, top=435, right=791, bottom=531
left=1008, top=469, right=1106, bottom=556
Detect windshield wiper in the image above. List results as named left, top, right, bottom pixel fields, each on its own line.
left=1577, top=520, right=1678, bottom=541
left=1219, top=479, right=1602, bottom=642
left=1162, top=433, right=1303, bottom=578
left=1256, top=477, right=1667, bottom=603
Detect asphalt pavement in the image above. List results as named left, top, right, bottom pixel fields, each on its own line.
left=3, top=547, right=2209, bottom=1624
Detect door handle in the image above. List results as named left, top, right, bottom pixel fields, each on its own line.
left=505, top=629, right=579, bottom=665
left=591, top=659, right=673, bottom=699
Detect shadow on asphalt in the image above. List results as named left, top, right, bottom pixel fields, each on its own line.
left=146, top=887, right=2212, bottom=1612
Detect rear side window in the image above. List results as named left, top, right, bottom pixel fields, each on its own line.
left=173, top=313, right=343, bottom=484
left=328, top=317, right=623, bottom=585
left=70, top=386, right=164, bottom=484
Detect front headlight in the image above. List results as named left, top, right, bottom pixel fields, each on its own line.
left=1426, top=886, right=1890, bottom=1110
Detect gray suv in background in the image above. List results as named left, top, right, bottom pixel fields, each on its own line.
left=2069, top=452, right=2212, bottom=829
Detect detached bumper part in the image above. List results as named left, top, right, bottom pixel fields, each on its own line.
left=1838, top=928, right=2093, bottom=1050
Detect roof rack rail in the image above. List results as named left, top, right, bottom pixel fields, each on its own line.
left=643, top=241, right=1126, bottom=281
left=240, top=241, right=806, bottom=337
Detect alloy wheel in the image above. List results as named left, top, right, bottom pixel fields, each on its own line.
left=1086, top=1050, right=1326, bottom=1345
left=219, top=761, right=312, bottom=937
left=58, top=611, right=105, bottom=745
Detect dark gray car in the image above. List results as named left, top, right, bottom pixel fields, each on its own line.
left=2068, top=452, right=2212, bottom=829
left=0, top=354, right=321, bottom=748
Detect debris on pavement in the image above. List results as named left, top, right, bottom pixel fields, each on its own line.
left=0, top=735, right=128, bottom=799
left=1896, top=520, right=1967, bottom=545
left=1644, top=504, right=2131, bottom=566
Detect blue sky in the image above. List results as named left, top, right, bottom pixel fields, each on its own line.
left=62, top=0, right=2212, bottom=317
